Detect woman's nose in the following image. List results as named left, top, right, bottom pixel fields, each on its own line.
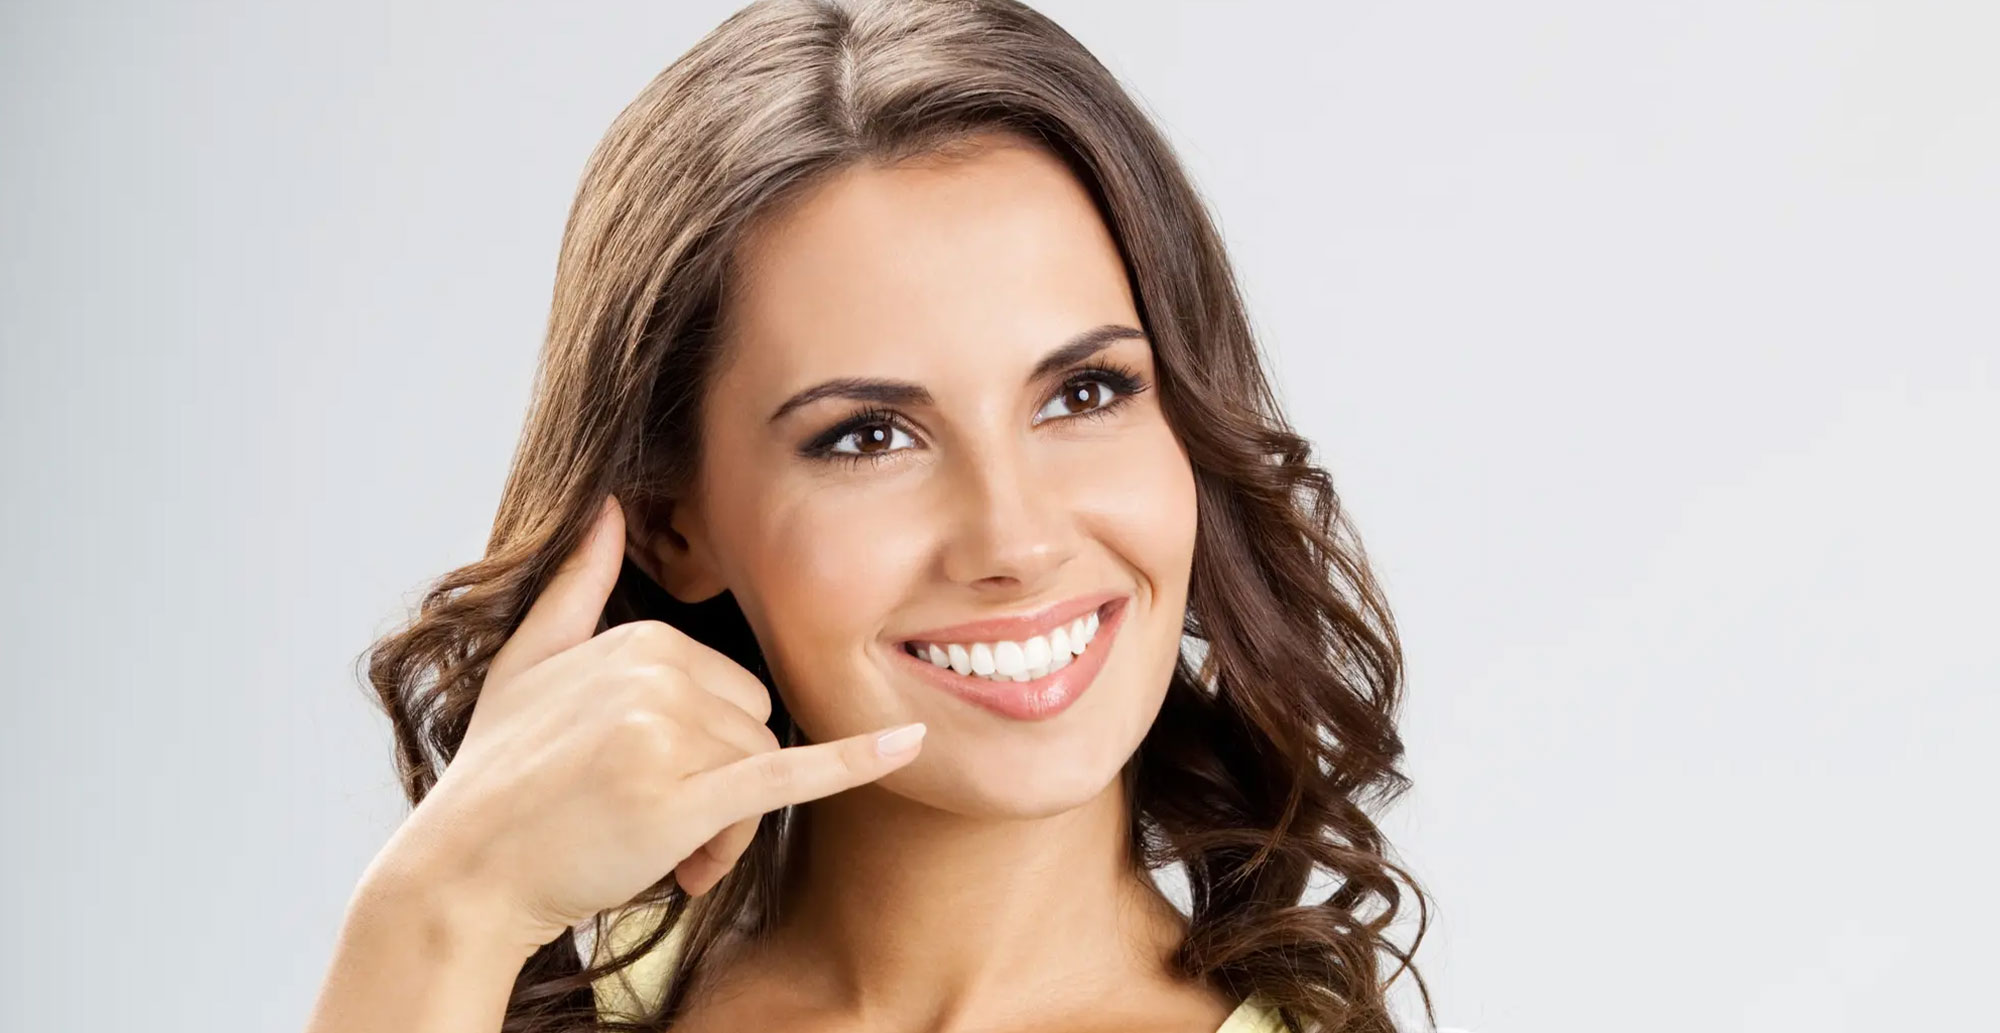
left=936, top=437, right=1080, bottom=590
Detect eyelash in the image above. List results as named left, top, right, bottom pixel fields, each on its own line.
left=800, top=361, right=1151, bottom=467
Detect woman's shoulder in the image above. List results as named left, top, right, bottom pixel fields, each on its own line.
left=1216, top=994, right=1287, bottom=1033
left=588, top=902, right=685, bottom=1021
left=587, top=902, right=1285, bottom=1033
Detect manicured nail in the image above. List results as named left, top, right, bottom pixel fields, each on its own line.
left=874, top=722, right=927, bottom=756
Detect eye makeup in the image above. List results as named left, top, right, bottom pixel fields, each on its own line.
left=796, top=360, right=1151, bottom=467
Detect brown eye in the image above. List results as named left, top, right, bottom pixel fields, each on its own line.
left=1067, top=382, right=1107, bottom=410
left=1037, top=371, right=1128, bottom=423
left=812, top=413, right=918, bottom=461
left=853, top=423, right=895, bottom=453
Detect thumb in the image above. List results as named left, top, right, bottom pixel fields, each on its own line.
left=486, top=493, right=626, bottom=689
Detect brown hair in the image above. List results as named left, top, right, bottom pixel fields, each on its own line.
left=360, top=1, right=1432, bottom=1029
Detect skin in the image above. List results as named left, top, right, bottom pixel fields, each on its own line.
left=633, top=129, right=1229, bottom=1031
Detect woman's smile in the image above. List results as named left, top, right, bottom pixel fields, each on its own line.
left=887, top=594, right=1129, bottom=721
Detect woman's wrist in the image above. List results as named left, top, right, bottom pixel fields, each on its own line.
left=304, top=854, right=538, bottom=1033
left=351, top=836, right=546, bottom=968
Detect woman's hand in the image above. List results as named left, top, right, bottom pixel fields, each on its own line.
left=377, top=493, right=926, bottom=955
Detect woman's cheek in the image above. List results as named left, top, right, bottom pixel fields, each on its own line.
left=1086, top=421, right=1198, bottom=591
left=766, top=484, right=933, bottom=626
left=740, top=488, right=927, bottom=735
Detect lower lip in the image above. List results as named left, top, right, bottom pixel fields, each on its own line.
left=890, top=597, right=1128, bottom=721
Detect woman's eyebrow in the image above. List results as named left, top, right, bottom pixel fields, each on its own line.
left=765, top=323, right=1145, bottom=425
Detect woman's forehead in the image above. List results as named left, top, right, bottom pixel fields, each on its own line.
left=718, top=138, right=1138, bottom=392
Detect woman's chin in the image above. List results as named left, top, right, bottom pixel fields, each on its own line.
left=884, top=741, right=1129, bottom=820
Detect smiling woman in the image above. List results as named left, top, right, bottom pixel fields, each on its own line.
left=325, top=1, right=1432, bottom=1032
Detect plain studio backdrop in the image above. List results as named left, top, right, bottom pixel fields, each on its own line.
left=2, top=2, right=1994, bottom=1030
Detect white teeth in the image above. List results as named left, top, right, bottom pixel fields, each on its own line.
left=905, top=605, right=1111, bottom=683
left=1021, top=635, right=1052, bottom=680
left=993, top=641, right=1025, bottom=677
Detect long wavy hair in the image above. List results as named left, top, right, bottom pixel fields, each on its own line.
left=358, top=1, right=1432, bottom=1030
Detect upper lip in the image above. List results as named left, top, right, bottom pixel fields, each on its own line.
left=897, top=589, right=1126, bottom=645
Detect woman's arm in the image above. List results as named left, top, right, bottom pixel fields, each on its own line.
left=302, top=848, right=536, bottom=1033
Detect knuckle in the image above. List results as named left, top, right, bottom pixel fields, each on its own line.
left=609, top=619, right=685, bottom=659
left=625, top=659, right=687, bottom=695
left=751, top=751, right=797, bottom=793
left=601, top=619, right=649, bottom=648
left=712, top=704, right=780, bottom=751
left=603, top=706, right=677, bottom=757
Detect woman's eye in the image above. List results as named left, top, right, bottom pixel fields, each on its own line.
left=828, top=420, right=918, bottom=457
left=804, top=365, right=1147, bottom=465
left=1035, top=374, right=1122, bottom=423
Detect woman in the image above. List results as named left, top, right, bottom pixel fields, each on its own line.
left=307, top=1, right=1431, bottom=1031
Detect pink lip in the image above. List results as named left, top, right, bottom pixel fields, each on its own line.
left=888, top=596, right=1128, bottom=721
left=894, top=589, right=1126, bottom=646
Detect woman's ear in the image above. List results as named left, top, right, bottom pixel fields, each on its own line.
left=627, top=498, right=728, bottom=604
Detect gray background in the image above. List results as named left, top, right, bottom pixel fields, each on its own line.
left=3, top=1, right=1994, bottom=1030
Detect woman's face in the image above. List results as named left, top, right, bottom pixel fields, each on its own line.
left=655, top=132, right=1197, bottom=818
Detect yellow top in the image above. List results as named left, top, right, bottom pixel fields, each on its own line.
left=589, top=903, right=1286, bottom=1032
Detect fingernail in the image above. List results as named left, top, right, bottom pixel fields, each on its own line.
left=874, top=722, right=927, bottom=756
